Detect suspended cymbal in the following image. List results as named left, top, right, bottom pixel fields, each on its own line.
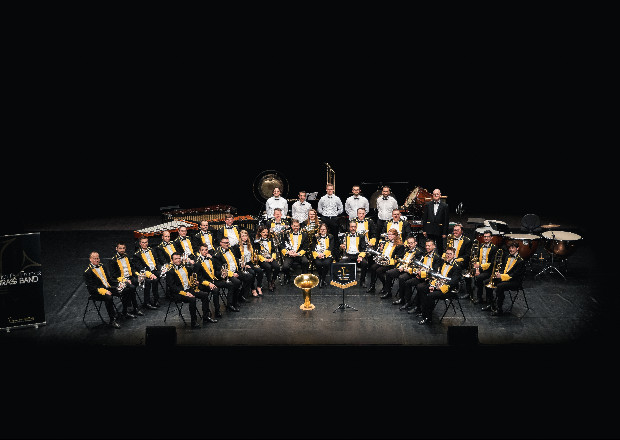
left=541, top=224, right=561, bottom=228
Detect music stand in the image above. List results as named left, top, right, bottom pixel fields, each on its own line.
left=331, top=262, right=358, bottom=312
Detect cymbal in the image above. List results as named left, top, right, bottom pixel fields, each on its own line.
left=541, top=224, right=561, bottom=228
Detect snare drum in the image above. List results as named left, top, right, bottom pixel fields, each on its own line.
left=504, top=233, right=540, bottom=259
left=541, top=230, right=582, bottom=257
left=475, top=226, right=505, bottom=247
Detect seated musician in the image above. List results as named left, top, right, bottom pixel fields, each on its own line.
left=387, top=235, right=424, bottom=305
left=239, top=229, right=264, bottom=297
left=354, top=207, right=377, bottom=247
left=310, top=222, right=335, bottom=288
left=155, top=230, right=177, bottom=268
left=192, top=220, right=217, bottom=254
left=444, top=223, right=472, bottom=300
left=216, top=213, right=241, bottom=247
left=302, top=208, right=321, bottom=237
left=193, top=244, right=224, bottom=322
left=132, top=237, right=161, bottom=310
left=173, top=225, right=196, bottom=265
left=255, top=225, right=281, bottom=292
left=266, top=207, right=290, bottom=234
left=483, top=241, right=525, bottom=316
left=472, top=230, right=499, bottom=308
left=415, top=247, right=463, bottom=325
left=108, top=241, right=143, bottom=319
left=213, top=236, right=253, bottom=311
left=280, top=219, right=310, bottom=285
left=383, top=209, right=412, bottom=243
left=83, top=251, right=121, bottom=329
left=339, top=220, right=369, bottom=287
left=166, top=251, right=202, bottom=328
left=366, top=228, right=405, bottom=295
left=401, top=238, right=442, bottom=313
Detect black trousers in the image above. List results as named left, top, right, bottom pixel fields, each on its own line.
left=282, top=255, right=309, bottom=277
left=170, top=292, right=198, bottom=321
left=474, top=269, right=493, bottom=302
left=198, top=283, right=222, bottom=315
left=403, top=276, right=426, bottom=306
left=417, top=283, right=449, bottom=320
left=142, top=277, right=160, bottom=305
left=114, top=283, right=139, bottom=313
left=259, top=260, right=280, bottom=284
left=314, top=256, right=333, bottom=281
left=246, top=266, right=264, bottom=290
left=94, top=294, right=117, bottom=321
left=339, top=253, right=368, bottom=281
left=490, top=279, right=521, bottom=311
left=368, top=262, right=393, bottom=288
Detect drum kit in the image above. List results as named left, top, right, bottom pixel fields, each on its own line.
left=473, top=217, right=583, bottom=279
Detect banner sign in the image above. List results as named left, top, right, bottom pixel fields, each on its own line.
left=0, top=233, right=45, bottom=331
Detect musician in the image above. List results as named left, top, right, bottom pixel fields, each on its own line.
left=265, top=207, right=290, bottom=233
left=445, top=223, right=473, bottom=300
left=217, top=213, right=241, bottom=247
left=192, top=220, right=216, bottom=253
left=83, top=251, right=120, bottom=328
left=255, top=225, right=281, bottom=292
left=302, top=208, right=321, bottom=237
left=155, top=230, right=177, bottom=267
left=483, top=241, right=525, bottom=316
left=354, top=207, right=377, bottom=246
left=280, top=219, right=310, bottom=284
left=375, top=186, right=398, bottom=236
left=317, top=183, right=343, bottom=248
left=265, top=186, right=288, bottom=219
left=422, top=188, right=449, bottom=256
left=344, top=185, right=370, bottom=220
left=213, top=236, right=253, bottom=310
left=472, top=230, right=499, bottom=307
left=400, top=238, right=442, bottom=313
left=416, top=247, right=463, bottom=325
left=166, top=251, right=202, bottom=328
left=339, top=220, right=369, bottom=287
left=383, top=209, right=412, bottom=242
left=173, top=225, right=196, bottom=265
left=108, top=242, right=143, bottom=319
left=387, top=236, right=424, bottom=305
left=193, top=244, right=224, bottom=322
left=310, top=222, right=335, bottom=288
left=291, top=190, right=312, bottom=223
left=239, top=229, right=264, bottom=297
left=132, top=237, right=161, bottom=310
left=366, top=228, right=405, bottom=295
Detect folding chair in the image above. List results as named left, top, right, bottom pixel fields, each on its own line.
left=82, top=295, right=110, bottom=328
left=506, top=281, right=530, bottom=318
left=437, top=280, right=466, bottom=323
left=163, top=287, right=202, bottom=327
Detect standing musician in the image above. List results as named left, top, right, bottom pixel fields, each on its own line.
left=483, top=241, right=525, bottom=316
left=422, top=188, right=449, bottom=256
left=192, top=220, right=216, bottom=253
left=400, top=238, right=442, bottom=313
left=166, top=251, right=202, bottom=328
left=388, top=235, right=424, bottom=305
left=83, top=251, right=121, bottom=329
left=415, top=246, right=463, bottom=326
left=108, top=242, right=143, bottom=319
left=213, top=236, right=253, bottom=310
left=366, top=228, right=405, bottom=295
left=472, top=230, right=500, bottom=307
left=132, top=237, right=161, bottom=310
left=375, top=186, right=399, bottom=237
left=317, top=183, right=343, bottom=252
left=239, top=229, right=264, bottom=297
left=173, top=225, right=196, bottom=265
left=217, top=213, right=241, bottom=247
left=339, top=220, right=369, bottom=287
left=291, top=190, right=312, bottom=224
left=155, top=230, right=177, bottom=268
left=280, top=219, right=310, bottom=285
left=344, top=185, right=370, bottom=220
left=310, top=222, right=335, bottom=288
left=444, top=223, right=472, bottom=299
left=265, top=186, right=288, bottom=219
left=192, top=244, right=224, bottom=322
left=255, top=225, right=281, bottom=292
left=383, top=209, right=413, bottom=242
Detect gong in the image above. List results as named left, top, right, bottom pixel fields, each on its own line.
left=252, top=170, right=289, bottom=203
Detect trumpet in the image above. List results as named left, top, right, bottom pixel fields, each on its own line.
left=462, top=240, right=479, bottom=278
left=221, top=262, right=229, bottom=280
left=160, top=263, right=172, bottom=278
left=485, top=248, right=504, bottom=289
left=138, top=269, right=146, bottom=289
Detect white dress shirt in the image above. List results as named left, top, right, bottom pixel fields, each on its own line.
left=291, top=200, right=311, bottom=222
left=345, top=195, right=370, bottom=219
left=317, top=194, right=343, bottom=217
left=376, top=195, right=398, bottom=221
left=265, top=196, right=288, bottom=218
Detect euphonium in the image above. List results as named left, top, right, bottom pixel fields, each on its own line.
left=485, top=248, right=504, bottom=289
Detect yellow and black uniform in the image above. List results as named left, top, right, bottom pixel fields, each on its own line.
left=166, top=261, right=201, bottom=326
left=132, top=246, right=161, bottom=308
left=402, top=249, right=442, bottom=311
left=83, top=262, right=118, bottom=325
left=417, top=257, right=463, bottom=324
left=281, top=230, right=310, bottom=283
left=155, top=238, right=177, bottom=267
left=483, top=250, right=525, bottom=315
left=310, top=232, right=335, bottom=287
left=366, top=238, right=405, bottom=294
left=474, top=242, right=499, bottom=304
left=255, top=236, right=281, bottom=291
left=108, top=251, right=141, bottom=317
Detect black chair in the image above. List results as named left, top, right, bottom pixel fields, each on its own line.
left=506, top=281, right=530, bottom=318
left=436, top=280, right=466, bottom=323
left=520, top=213, right=544, bottom=235
left=82, top=295, right=110, bottom=328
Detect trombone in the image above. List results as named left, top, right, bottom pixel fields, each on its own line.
left=485, top=248, right=504, bottom=289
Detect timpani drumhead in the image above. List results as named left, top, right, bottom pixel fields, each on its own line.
left=542, top=230, right=582, bottom=257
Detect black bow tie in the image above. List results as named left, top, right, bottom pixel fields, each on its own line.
left=92, top=264, right=102, bottom=269
left=354, top=197, right=359, bottom=200
left=226, top=226, right=233, bottom=229
left=434, top=201, right=439, bottom=205
left=293, top=232, right=299, bottom=235
left=382, top=197, right=388, bottom=200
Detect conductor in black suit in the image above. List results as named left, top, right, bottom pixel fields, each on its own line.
left=422, top=188, right=449, bottom=256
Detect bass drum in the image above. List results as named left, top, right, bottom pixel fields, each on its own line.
left=541, top=230, right=582, bottom=257
left=504, top=233, right=540, bottom=259
left=475, top=226, right=505, bottom=247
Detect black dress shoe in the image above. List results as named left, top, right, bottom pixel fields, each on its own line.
left=481, top=304, right=493, bottom=311
left=407, top=306, right=421, bottom=314
left=204, top=316, right=218, bottom=323
left=491, top=309, right=503, bottom=316
left=191, top=321, right=201, bottom=328
left=123, top=312, right=136, bottom=319
left=380, top=291, right=392, bottom=299
left=366, top=285, right=376, bottom=293
left=110, top=320, right=121, bottom=329
left=360, top=280, right=367, bottom=288
left=227, top=305, right=240, bottom=312
left=144, top=303, right=158, bottom=310
left=393, top=298, right=403, bottom=305
left=459, top=293, right=470, bottom=300
left=132, top=309, right=144, bottom=316
left=238, top=296, right=248, bottom=303
left=418, top=317, right=431, bottom=325
left=153, top=301, right=161, bottom=308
